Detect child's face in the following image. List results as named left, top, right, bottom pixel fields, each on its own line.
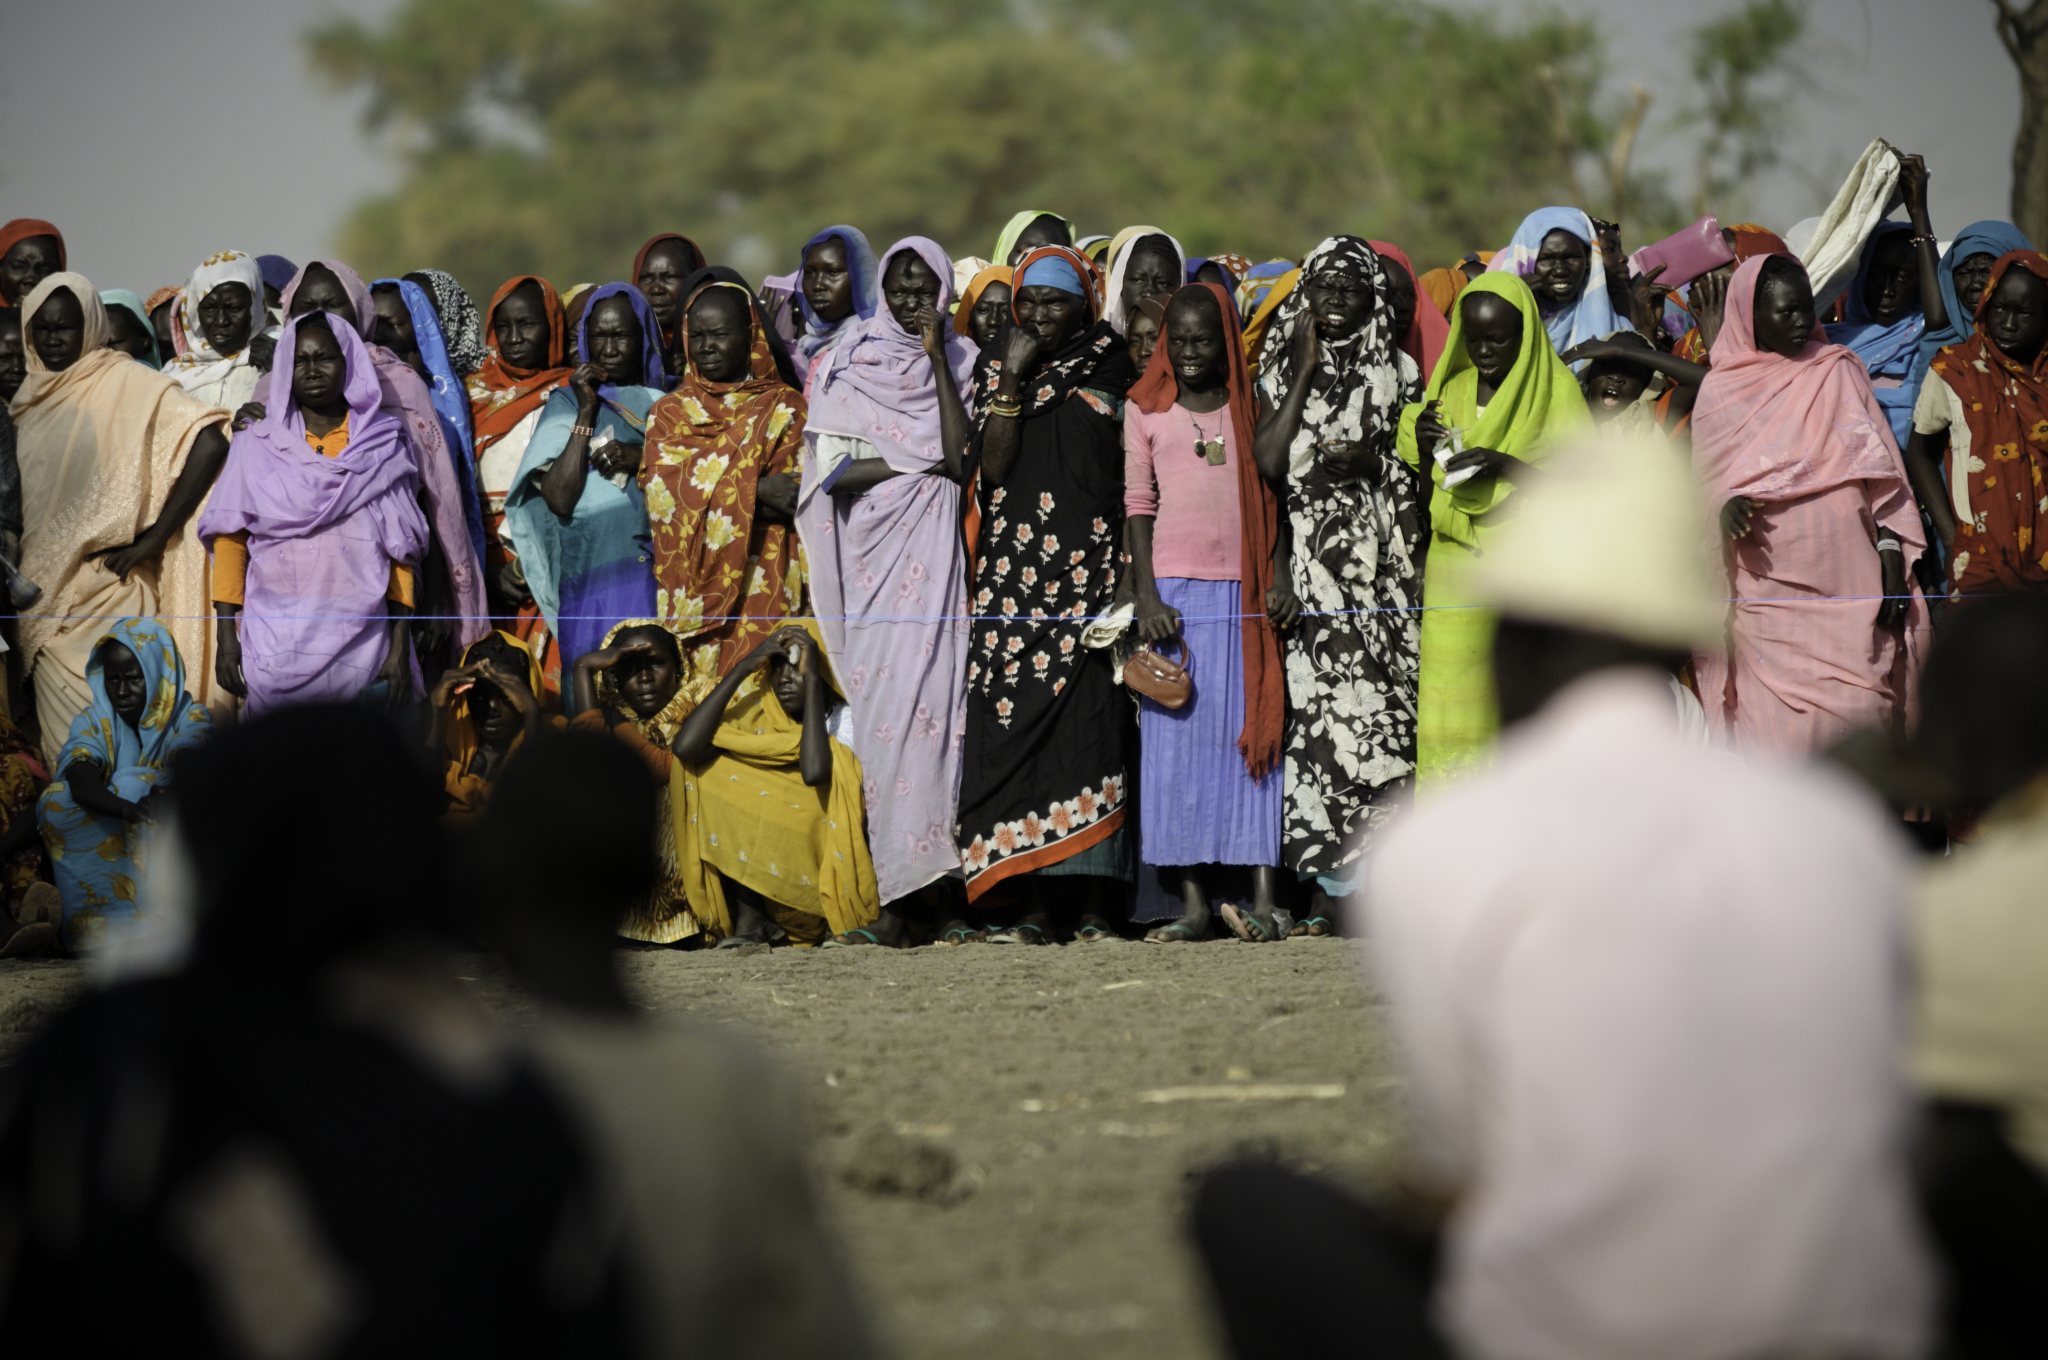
left=1582, top=360, right=1648, bottom=420
left=471, top=678, right=528, bottom=744
left=1127, top=311, right=1160, bottom=371
left=614, top=633, right=680, bottom=718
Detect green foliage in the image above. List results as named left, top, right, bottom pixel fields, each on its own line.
left=1683, top=0, right=1809, bottom=215
left=306, top=0, right=1707, bottom=300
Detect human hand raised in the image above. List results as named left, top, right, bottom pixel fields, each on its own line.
left=1000, top=323, right=1041, bottom=382
left=1691, top=269, right=1730, bottom=352
left=916, top=304, right=948, bottom=362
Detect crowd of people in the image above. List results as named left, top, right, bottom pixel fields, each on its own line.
left=0, top=124, right=2044, bottom=1360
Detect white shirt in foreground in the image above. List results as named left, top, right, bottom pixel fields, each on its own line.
left=1364, top=668, right=1932, bottom=1360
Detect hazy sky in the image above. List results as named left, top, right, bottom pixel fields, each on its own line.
left=0, top=0, right=2022, bottom=293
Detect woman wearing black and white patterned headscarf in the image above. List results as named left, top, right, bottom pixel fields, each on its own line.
left=404, top=268, right=487, bottom=375
left=1253, top=234, right=1423, bottom=929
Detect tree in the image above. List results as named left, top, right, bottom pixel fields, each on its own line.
left=1682, top=0, right=1809, bottom=219
left=1992, top=0, right=2048, bottom=242
left=307, top=0, right=1635, bottom=300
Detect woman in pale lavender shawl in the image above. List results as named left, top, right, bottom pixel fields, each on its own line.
left=199, top=311, right=430, bottom=714
left=799, top=236, right=977, bottom=943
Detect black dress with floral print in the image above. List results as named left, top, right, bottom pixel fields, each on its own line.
left=957, top=321, right=1138, bottom=901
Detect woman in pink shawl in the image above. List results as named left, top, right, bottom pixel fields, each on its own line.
left=797, top=235, right=978, bottom=943
left=199, top=311, right=430, bottom=714
left=1691, top=253, right=1928, bottom=754
left=267, top=260, right=490, bottom=656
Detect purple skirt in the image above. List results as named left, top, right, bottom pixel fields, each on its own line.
left=1137, top=577, right=1281, bottom=867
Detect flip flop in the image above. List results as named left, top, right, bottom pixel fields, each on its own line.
left=1143, top=921, right=1204, bottom=944
left=1288, top=915, right=1335, bottom=938
left=0, top=920, right=57, bottom=959
left=715, top=930, right=773, bottom=950
left=986, top=922, right=1050, bottom=946
left=936, top=924, right=984, bottom=946
left=1074, top=923, right=1116, bottom=943
left=1221, top=903, right=1275, bottom=944
left=820, top=927, right=883, bottom=949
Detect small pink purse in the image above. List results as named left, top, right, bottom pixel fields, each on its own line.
left=1628, top=215, right=1735, bottom=288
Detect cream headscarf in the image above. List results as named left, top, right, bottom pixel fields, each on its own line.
left=163, top=249, right=269, bottom=409
left=10, top=272, right=228, bottom=760
left=1101, top=225, right=1186, bottom=337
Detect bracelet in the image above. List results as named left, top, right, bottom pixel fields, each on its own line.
left=987, top=399, right=1023, bottom=419
left=1875, top=538, right=1903, bottom=554
left=1908, top=234, right=1937, bottom=248
left=570, top=424, right=596, bottom=438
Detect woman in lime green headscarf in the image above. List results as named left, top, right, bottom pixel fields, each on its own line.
left=1397, top=273, right=1589, bottom=786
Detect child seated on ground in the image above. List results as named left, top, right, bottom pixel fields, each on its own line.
left=570, top=620, right=701, bottom=945
left=670, top=622, right=879, bottom=949
left=38, top=619, right=211, bottom=952
left=428, top=631, right=550, bottom=820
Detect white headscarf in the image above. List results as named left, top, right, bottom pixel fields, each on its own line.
left=163, top=250, right=269, bottom=405
left=1102, top=226, right=1186, bottom=337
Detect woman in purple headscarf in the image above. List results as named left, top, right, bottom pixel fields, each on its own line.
left=792, top=225, right=880, bottom=387
left=799, top=236, right=978, bottom=943
left=200, top=310, right=431, bottom=714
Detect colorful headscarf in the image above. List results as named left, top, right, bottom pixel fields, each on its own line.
left=969, top=244, right=1125, bottom=426
left=441, top=630, right=545, bottom=820
left=993, top=210, right=1077, bottom=267
left=1486, top=207, right=1628, bottom=359
left=952, top=265, right=1013, bottom=337
left=575, top=281, right=669, bottom=392
left=1263, top=237, right=1416, bottom=482
left=164, top=250, right=268, bottom=393
left=632, top=232, right=706, bottom=292
left=794, top=226, right=880, bottom=373
left=59, top=617, right=210, bottom=777
left=143, top=286, right=186, bottom=359
left=467, top=275, right=575, bottom=459
left=410, top=268, right=487, bottom=374
left=98, top=289, right=160, bottom=368
left=377, top=275, right=489, bottom=567
left=1910, top=220, right=2034, bottom=396
left=1102, top=226, right=1186, bottom=337
left=1369, top=239, right=1451, bottom=381
left=0, top=220, right=64, bottom=305
left=1824, top=221, right=1930, bottom=449
left=1129, top=282, right=1283, bottom=778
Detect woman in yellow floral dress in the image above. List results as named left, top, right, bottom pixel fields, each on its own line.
left=640, top=267, right=807, bottom=700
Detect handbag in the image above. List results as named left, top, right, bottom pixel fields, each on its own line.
left=1124, top=636, right=1192, bottom=709
left=1628, top=214, right=1735, bottom=289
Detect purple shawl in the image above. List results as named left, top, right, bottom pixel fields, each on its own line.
left=279, top=259, right=490, bottom=646
left=576, top=281, right=670, bottom=390
left=197, top=313, right=430, bottom=714
left=801, top=237, right=978, bottom=499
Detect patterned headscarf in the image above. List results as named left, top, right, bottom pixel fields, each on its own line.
left=163, top=250, right=268, bottom=394
left=467, top=275, right=575, bottom=458
left=62, top=617, right=211, bottom=776
left=969, top=244, right=1130, bottom=426
left=1260, top=236, right=1416, bottom=482
left=410, top=267, right=488, bottom=374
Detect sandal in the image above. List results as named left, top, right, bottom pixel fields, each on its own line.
left=1221, top=903, right=1276, bottom=944
left=0, top=919, right=56, bottom=959
left=820, top=927, right=883, bottom=949
left=715, top=929, right=774, bottom=950
left=1288, top=915, right=1335, bottom=938
left=1074, top=923, right=1116, bottom=943
left=1143, top=921, right=1205, bottom=944
left=935, top=922, right=985, bottom=946
left=985, top=922, right=1049, bottom=946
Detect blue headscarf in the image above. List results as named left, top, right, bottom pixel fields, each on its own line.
left=1018, top=253, right=1086, bottom=297
left=794, top=226, right=880, bottom=371
left=255, top=254, right=298, bottom=296
left=376, top=276, right=487, bottom=573
left=575, top=282, right=669, bottom=391
left=1485, top=206, right=1628, bottom=363
left=1824, top=221, right=1930, bottom=451
left=98, top=289, right=160, bottom=368
left=1908, top=219, right=2035, bottom=395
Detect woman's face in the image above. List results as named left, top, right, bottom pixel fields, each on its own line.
left=1, top=235, right=60, bottom=308
left=1008, top=215, right=1071, bottom=266
left=803, top=236, right=853, bottom=325
left=686, top=288, right=753, bottom=383
left=1379, top=257, right=1418, bottom=340
left=1460, top=292, right=1524, bottom=386
left=100, top=642, right=148, bottom=727
left=1013, top=284, right=1084, bottom=352
left=585, top=296, right=645, bottom=385
left=150, top=300, right=178, bottom=360
left=106, top=306, right=154, bottom=362
left=767, top=655, right=806, bottom=720
left=1954, top=251, right=2000, bottom=321
left=289, top=264, right=355, bottom=323
left=969, top=282, right=1011, bottom=350
left=1752, top=268, right=1818, bottom=357
left=1165, top=297, right=1225, bottom=390
left=198, top=282, right=255, bottom=356
left=492, top=281, right=552, bottom=369
left=29, top=287, right=85, bottom=372
left=1119, top=239, right=1180, bottom=315
left=1530, top=229, right=1589, bottom=308
left=370, top=285, right=420, bottom=362
left=0, top=313, right=25, bottom=402
left=636, top=239, right=697, bottom=333
left=613, top=631, right=680, bottom=718
left=291, top=320, right=349, bottom=415
left=1862, top=232, right=1921, bottom=327
left=882, top=250, right=942, bottom=334
left=471, top=674, right=529, bottom=745
left=1126, top=309, right=1160, bottom=371
left=1304, top=264, right=1375, bottom=340
left=1985, top=266, right=2048, bottom=365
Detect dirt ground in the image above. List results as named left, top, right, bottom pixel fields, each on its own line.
left=0, top=936, right=1406, bottom=1360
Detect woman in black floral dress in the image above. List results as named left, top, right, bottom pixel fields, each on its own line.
left=955, top=245, right=1137, bottom=941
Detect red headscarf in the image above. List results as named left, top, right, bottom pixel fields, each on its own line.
left=1730, top=228, right=1790, bottom=262
left=1127, top=281, right=1283, bottom=779
left=1368, top=240, right=1450, bottom=381
left=467, top=275, right=574, bottom=457
left=0, top=220, right=65, bottom=304
left=632, top=232, right=706, bottom=286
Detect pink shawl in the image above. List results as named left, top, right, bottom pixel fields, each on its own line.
left=1369, top=240, right=1450, bottom=381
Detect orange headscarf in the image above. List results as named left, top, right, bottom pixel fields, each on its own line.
left=0, top=220, right=65, bottom=306
left=1127, top=281, right=1283, bottom=779
left=467, top=275, right=574, bottom=458
left=953, top=265, right=1013, bottom=336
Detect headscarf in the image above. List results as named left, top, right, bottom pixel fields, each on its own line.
left=1417, top=265, right=1466, bottom=317
left=1018, top=253, right=1086, bottom=296
left=560, top=283, right=598, bottom=334
left=1236, top=260, right=1297, bottom=321
left=163, top=250, right=268, bottom=396
left=467, top=274, right=575, bottom=458
left=1129, top=282, right=1282, bottom=778
left=1395, top=272, right=1590, bottom=549
left=255, top=255, right=297, bottom=297
left=0, top=221, right=64, bottom=302
left=99, top=290, right=159, bottom=368
left=969, top=245, right=1130, bottom=425
left=804, top=237, right=978, bottom=487
left=952, top=265, right=1013, bottom=337
left=143, top=286, right=186, bottom=359
left=1824, top=221, right=1929, bottom=449
left=631, top=232, right=706, bottom=290
left=1694, top=254, right=1922, bottom=539
left=1076, top=234, right=1113, bottom=263
left=1369, top=239, right=1450, bottom=380
left=1241, top=267, right=1301, bottom=371
left=1262, top=238, right=1416, bottom=484
left=1910, top=220, right=2034, bottom=395
left=411, top=268, right=487, bottom=374
left=58, top=617, right=210, bottom=778
left=1102, top=226, right=1186, bottom=336
left=1487, top=207, right=1628, bottom=358
left=794, top=226, right=880, bottom=373
left=992, top=210, right=1077, bottom=267
left=1916, top=249, right=2048, bottom=594
left=1186, top=253, right=1254, bottom=289
left=681, top=264, right=801, bottom=390
left=441, top=631, right=544, bottom=820
left=376, top=275, right=489, bottom=568
left=572, top=281, right=668, bottom=392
